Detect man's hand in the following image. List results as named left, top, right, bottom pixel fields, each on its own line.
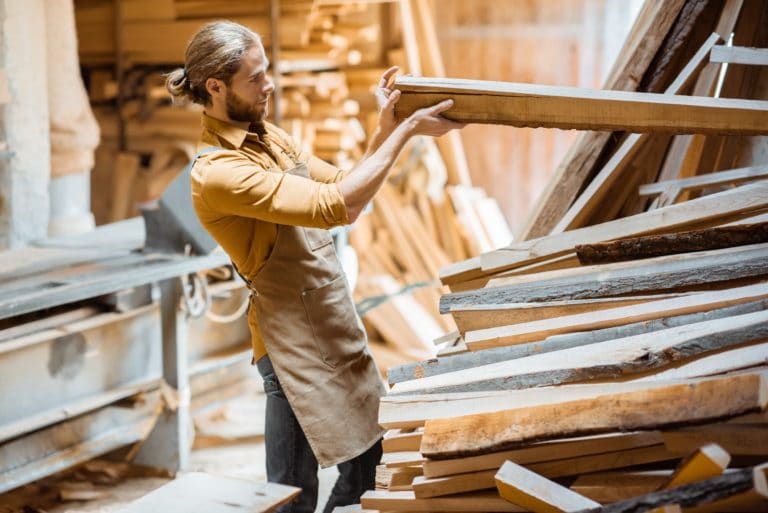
left=405, top=99, right=466, bottom=137
left=375, top=66, right=403, bottom=136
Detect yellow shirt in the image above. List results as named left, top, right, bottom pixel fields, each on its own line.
left=191, top=113, right=350, bottom=361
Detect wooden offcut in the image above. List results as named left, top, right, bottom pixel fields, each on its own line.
left=661, top=444, right=731, bottom=489
left=495, top=460, right=600, bottom=513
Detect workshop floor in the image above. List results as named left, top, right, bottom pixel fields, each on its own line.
left=0, top=377, right=339, bottom=513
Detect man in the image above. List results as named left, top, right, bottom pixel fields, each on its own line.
left=165, top=21, right=463, bottom=513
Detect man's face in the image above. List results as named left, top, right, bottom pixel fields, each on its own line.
left=226, top=43, right=274, bottom=123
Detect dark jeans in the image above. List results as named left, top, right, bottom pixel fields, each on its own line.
left=257, top=356, right=382, bottom=513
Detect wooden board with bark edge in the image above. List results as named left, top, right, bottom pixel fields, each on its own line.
left=418, top=370, right=768, bottom=460
left=463, top=282, right=768, bottom=350
left=391, top=308, right=768, bottom=395
left=479, top=181, right=768, bottom=276
left=389, top=296, right=768, bottom=385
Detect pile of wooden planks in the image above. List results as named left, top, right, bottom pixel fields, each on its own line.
left=365, top=210, right=768, bottom=512
left=360, top=0, right=768, bottom=510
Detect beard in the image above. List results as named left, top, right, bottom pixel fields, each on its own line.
left=225, top=89, right=268, bottom=124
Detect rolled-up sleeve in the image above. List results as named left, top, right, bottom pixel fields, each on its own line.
left=199, top=151, right=349, bottom=228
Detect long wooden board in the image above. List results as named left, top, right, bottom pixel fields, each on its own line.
left=388, top=296, right=768, bottom=385
left=393, top=76, right=768, bottom=134
left=422, top=432, right=664, bottom=478
left=478, top=181, right=768, bottom=275
left=419, top=371, right=768, bottom=459
left=360, top=490, right=525, bottom=512
left=569, top=465, right=767, bottom=513
left=442, top=243, right=768, bottom=313
left=463, top=282, right=768, bottom=350
left=392, top=309, right=768, bottom=395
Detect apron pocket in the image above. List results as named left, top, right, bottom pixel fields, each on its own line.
left=303, top=227, right=334, bottom=251
left=301, top=275, right=366, bottom=368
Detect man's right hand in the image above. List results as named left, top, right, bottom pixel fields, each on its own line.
left=405, top=99, right=466, bottom=137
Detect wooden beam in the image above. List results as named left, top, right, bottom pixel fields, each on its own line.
left=419, top=371, right=768, bottom=459
left=422, top=432, right=664, bottom=479
left=551, top=33, right=721, bottom=233
left=570, top=471, right=669, bottom=504
left=710, top=44, right=768, bottom=65
left=442, top=243, right=768, bottom=313
left=360, top=490, right=526, bottom=512
left=663, top=424, right=768, bottom=456
left=388, top=296, right=768, bottom=384
left=394, top=308, right=768, bottom=394
left=495, top=460, right=601, bottom=513
left=479, top=181, right=768, bottom=275
left=567, top=465, right=767, bottom=513
left=463, top=282, right=768, bottom=350
left=575, top=222, right=768, bottom=265
left=662, top=444, right=731, bottom=489
left=393, top=76, right=768, bottom=135
left=639, top=165, right=768, bottom=197
left=381, top=354, right=768, bottom=429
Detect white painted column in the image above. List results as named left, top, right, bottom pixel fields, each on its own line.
left=0, top=0, right=50, bottom=249
left=46, top=0, right=100, bottom=237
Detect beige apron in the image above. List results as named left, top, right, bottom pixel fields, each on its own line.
left=246, top=163, right=386, bottom=468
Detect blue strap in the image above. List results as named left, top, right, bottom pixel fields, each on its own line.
left=193, top=146, right=224, bottom=161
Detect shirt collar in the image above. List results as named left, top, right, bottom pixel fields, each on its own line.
left=202, top=112, right=270, bottom=148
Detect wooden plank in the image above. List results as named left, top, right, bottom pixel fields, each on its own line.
left=517, top=0, right=687, bottom=240
left=639, top=165, right=768, bottom=197
left=663, top=424, right=768, bottom=456
left=381, top=360, right=768, bottom=430
left=451, top=295, right=677, bottom=334
left=419, top=371, right=768, bottom=459
left=360, top=490, right=525, bottom=512
left=551, top=33, right=722, bottom=233
left=388, top=466, right=423, bottom=491
left=575, top=222, right=768, bottom=265
left=388, top=296, right=768, bottom=385
left=443, top=243, right=768, bottom=313
left=396, top=308, right=768, bottom=394
left=393, top=76, right=768, bottom=134
left=570, top=472, right=670, bottom=504
left=495, top=460, right=601, bottom=513
left=116, top=473, right=300, bottom=512
left=654, top=0, right=747, bottom=184
left=463, top=282, right=768, bottom=351
left=711, top=45, right=768, bottom=65
left=662, top=444, right=731, bottom=489
left=568, top=465, right=767, bottom=513
left=422, top=432, right=663, bottom=478
left=479, top=181, right=768, bottom=275
left=413, top=469, right=496, bottom=499
left=382, top=428, right=423, bottom=453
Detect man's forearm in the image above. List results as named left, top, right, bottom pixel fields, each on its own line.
left=340, top=120, right=414, bottom=221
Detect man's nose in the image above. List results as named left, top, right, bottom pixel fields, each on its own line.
left=264, top=75, right=275, bottom=94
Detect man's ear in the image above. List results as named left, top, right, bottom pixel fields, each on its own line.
left=205, top=77, right=223, bottom=98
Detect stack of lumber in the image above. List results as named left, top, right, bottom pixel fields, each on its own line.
left=359, top=0, right=768, bottom=510
left=364, top=190, right=768, bottom=512
left=76, top=1, right=513, bottom=369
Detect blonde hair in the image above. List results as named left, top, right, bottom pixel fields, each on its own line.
left=165, top=21, right=261, bottom=105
